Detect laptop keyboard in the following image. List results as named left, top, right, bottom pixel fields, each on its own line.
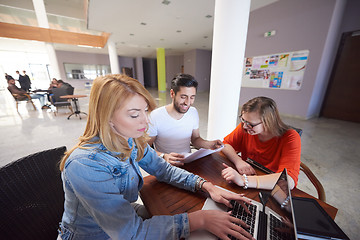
left=227, top=200, right=257, bottom=239
left=269, top=214, right=292, bottom=240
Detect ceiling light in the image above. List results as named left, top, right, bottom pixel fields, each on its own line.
left=205, top=15, right=212, bottom=18
left=130, top=33, right=134, bottom=36
left=140, top=22, right=147, bottom=25
left=176, top=30, right=182, bottom=33
left=160, top=38, right=164, bottom=41
left=203, top=36, right=208, bottom=39
left=185, top=43, right=188, bottom=45
left=162, top=0, right=171, bottom=5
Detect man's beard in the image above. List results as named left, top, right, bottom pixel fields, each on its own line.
left=173, top=101, right=190, bottom=114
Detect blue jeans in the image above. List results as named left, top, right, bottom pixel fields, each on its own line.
left=30, top=93, right=46, bottom=106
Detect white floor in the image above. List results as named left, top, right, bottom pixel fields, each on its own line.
left=1, top=87, right=359, bottom=239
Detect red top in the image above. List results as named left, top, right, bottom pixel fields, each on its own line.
left=223, top=124, right=301, bottom=186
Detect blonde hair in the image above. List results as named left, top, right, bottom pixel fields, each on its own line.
left=60, top=74, right=157, bottom=171
left=241, top=96, right=289, bottom=137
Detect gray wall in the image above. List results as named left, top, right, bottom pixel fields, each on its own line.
left=240, top=0, right=337, bottom=119
left=165, top=55, right=183, bottom=89
left=184, top=49, right=212, bottom=92
left=56, top=50, right=110, bottom=90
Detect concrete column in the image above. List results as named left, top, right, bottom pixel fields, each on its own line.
left=207, top=0, right=251, bottom=140
left=135, top=56, right=144, bottom=85
left=107, top=37, right=120, bottom=74
left=156, top=48, right=166, bottom=92
left=32, top=0, right=61, bottom=79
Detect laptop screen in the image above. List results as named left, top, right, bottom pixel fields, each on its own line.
left=267, top=168, right=298, bottom=239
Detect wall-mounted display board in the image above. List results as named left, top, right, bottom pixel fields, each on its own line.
left=242, top=50, right=309, bottom=90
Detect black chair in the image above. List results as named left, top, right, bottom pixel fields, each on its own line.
left=50, top=87, right=74, bottom=115
left=0, top=146, right=67, bottom=240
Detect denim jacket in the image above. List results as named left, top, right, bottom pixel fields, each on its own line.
left=59, top=137, right=198, bottom=240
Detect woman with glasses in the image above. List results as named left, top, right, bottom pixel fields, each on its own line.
left=221, top=96, right=301, bottom=190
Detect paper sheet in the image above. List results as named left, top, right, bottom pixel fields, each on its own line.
left=181, top=145, right=224, bottom=163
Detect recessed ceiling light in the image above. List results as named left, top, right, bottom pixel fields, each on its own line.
left=176, top=30, right=182, bottom=33
left=205, top=15, right=212, bottom=18
left=162, top=0, right=171, bottom=5
left=203, top=36, right=208, bottom=39
left=130, top=33, right=134, bottom=36
left=140, top=22, right=147, bottom=25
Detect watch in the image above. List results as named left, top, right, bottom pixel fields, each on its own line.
left=159, top=153, right=165, bottom=158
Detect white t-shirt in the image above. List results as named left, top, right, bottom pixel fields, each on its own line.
left=148, top=106, right=199, bottom=154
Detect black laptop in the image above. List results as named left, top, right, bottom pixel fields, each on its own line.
left=292, top=197, right=349, bottom=240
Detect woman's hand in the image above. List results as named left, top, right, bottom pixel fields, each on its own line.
left=221, top=163, right=244, bottom=186
left=234, top=160, right=256, bottom=175
left=189, top=210, right=255, bottom=240
left=201, top=180, right=252, bottom=210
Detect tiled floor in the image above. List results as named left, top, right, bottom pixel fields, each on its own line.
left=1, top=87, right=359, bottom=239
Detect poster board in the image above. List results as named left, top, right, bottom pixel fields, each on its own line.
left=242, top=50, right=309, bottom=90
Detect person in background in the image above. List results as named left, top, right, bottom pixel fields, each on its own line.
left=5, top=73, right=14, bottom=81
left=148, top=73, right=223, bottom=166
left=221, top=96, right=301, bottom=190
left=58, top=74, right=254, bottom=240
left=16, top=70, right=31, bottom=92
left=7, top=78, right=49, bottom=109
left=48, top=78, right=58, bottom=90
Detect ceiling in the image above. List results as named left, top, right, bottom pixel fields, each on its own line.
left=0, top=0, right=278, bottom=58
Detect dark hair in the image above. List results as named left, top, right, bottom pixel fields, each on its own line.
left=171, top=73, right=198, bottom=94
left=57, top=80, right=64, bottom=84
left=241, top=96, right=289, bottom=136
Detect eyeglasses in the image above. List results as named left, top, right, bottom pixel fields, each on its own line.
left=239, top=116, right=262, bottom=129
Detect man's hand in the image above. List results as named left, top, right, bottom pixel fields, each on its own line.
left=203, top=139, right=223, bottom=150
left=164, top=152, right=185, bottom=166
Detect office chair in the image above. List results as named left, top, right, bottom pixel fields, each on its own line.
left=290, top=126, right=326, bottom=202
left=0, top=146, right=66, bottom=240
left=50, top=87, right=74, bottom=116
left=8, top=90, right=36, bottom=111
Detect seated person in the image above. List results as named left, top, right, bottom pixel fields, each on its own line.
left=48, top=78, right=58, bottom=90
left=148, top=73, right=223, bottom=166
left=7, top=78, right=48, bottom=109
left=221, top=96, right=301, bottom=190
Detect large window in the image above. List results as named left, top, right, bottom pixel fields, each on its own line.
left=64, top=63, right=111, bottom=80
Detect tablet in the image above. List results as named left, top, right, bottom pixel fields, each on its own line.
left=292, top=197, right=349, bottom=240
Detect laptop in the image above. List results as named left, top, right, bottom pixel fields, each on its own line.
left=189, top=168, right=298, bottom=240
left=292, top=197, right=349, bottom=240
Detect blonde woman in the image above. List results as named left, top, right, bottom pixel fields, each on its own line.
left=58, top=74, right=254, bottom=240
left=221, top=96, right=301, bottom=190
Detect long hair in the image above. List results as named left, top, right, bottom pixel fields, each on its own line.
left=241, top=96, right=289, bottom=137
left=60, top=74, right=157, bottom=171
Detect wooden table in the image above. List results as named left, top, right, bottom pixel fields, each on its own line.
left=60, top=95, right=87, bottom=120
left=139, top=152, right=338, bottom=220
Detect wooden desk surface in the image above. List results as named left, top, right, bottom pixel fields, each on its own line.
left=60, top=95, right=87, bottom=99
left=139, top=152, right=338, bottom=220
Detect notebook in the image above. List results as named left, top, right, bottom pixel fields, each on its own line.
left=189, top=168, right=298, bottom=240
left=292, top=197, right=349, bottom=240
